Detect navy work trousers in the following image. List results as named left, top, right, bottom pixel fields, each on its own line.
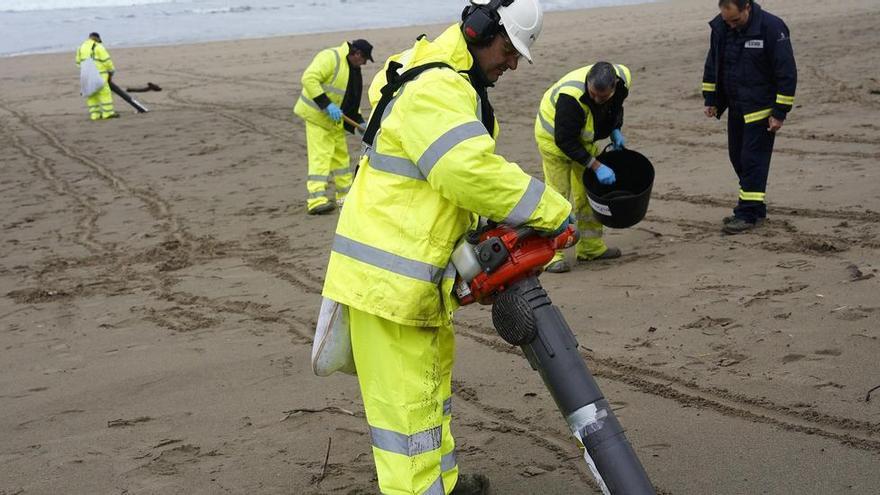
left=727, top=107, right=776, bottom=222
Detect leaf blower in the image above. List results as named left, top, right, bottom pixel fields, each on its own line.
left=451, top=223, right=655, bottom=495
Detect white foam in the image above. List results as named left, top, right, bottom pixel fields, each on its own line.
left=1, top=0, right=178, bottom=12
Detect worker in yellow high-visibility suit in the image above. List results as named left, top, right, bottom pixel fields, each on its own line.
left=294, top=39, right=373, bottom=215
left=75, top=32, right=118, bottom=121
left=535, top=62, right=632, bottom=273
left=320, top=1, right=569, bottom=493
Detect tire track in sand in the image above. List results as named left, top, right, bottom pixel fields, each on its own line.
left=162, top=82, right=297, bottom=144
left=0, top=101, right=189, bottom=244
left=212, top=225, right=880, bottom=454
left=156, top=290, right=313, bottom=344
left=655, top=191, right=880, bottom=224
left=1, top=117, right=107, bottom=253
left=456, top=322, right=880, bottom=454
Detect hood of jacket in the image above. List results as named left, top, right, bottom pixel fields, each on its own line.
left=402, top=23, right=475, bottom=74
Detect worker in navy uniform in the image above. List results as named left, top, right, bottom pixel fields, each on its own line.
left=702, top=0, right=797, bottom=234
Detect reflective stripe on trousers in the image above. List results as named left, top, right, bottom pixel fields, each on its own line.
left=349, top=307, right=458, bottom=494
left=304, top=120, right=351, bottom=210
left=540, top=150, right=607, bottom=261
left=85, top=79, right=114, bottom=120
left=727, top=107, right=775, bottom=222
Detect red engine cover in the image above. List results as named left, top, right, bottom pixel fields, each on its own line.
left=459, top=225, right=577, bottom=305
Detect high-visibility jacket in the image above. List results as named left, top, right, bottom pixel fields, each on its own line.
left=702, top=2, right=797, bottom=123
left=535, top=64, right=632, bottom=160
left=75, top=39, right=115, bottom=75
left=294, top=41, right=352, bottom=129
left=322, top=24, right=571, bottom=327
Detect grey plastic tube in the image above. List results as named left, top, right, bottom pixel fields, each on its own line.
left=109, top=81, right=149, bottom=113
left=491, top=276, right=655, bottom=495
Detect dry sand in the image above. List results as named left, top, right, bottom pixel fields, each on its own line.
left=2, top=0, right=879, bottom=493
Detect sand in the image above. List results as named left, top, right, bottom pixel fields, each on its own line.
left=1, top=0, right=879, bottom=493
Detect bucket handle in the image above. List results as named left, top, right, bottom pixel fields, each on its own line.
left=602, top=142, right=623, bottom=154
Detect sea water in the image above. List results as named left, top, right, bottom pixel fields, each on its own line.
left=0, top=0, right=654, bottom=57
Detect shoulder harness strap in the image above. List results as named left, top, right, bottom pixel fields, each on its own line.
left=362, top=61, right=453, bottom=148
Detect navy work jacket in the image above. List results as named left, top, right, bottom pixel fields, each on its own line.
left=702, top=2, right=797, bottom=123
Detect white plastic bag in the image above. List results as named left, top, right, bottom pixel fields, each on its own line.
left=80, top=58, right=105, bottom=97
left=311, top=297, right=356, bottom=376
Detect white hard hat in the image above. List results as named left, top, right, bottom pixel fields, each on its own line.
left=498, top=0, right=543, bottom=63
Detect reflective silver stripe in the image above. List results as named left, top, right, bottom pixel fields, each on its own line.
left=299, top=94, right=321, bottom=110
left=333, top=234, right=446, bottom=284
left=441, top=450, right=457, bottom=472
left=330, top=167, right=351, bottom=175
left=370, top=425, right=442, bottom=456
left=504, top=177, right=545, bottom=227
left=582, top=129, right=595, bottom=141
left=308, top=191, right=328, bottom=199
left=443, top=397, right=452, bottom=415
left=330, top=49, right=341, bottom=85
left=475, top=93, right=483, bottom=123
left=367, top=148, right=426, bottom=180
left=615, top=64, right=629, bottom=87
left=416, top=121, right=488, bottom=178
left=307, top=174, right=330, bottom=181
left=550, top=80, right=585, bottom=106
left=322, top=84, right=344, bottom=96
left=443, top=262, right=456, bottom=281
left=581, top=228, right=603, bottom=238
left=424, top=475, right=445, bottom=495
left=538, top=111, right=554, bottom=136
left=336, top=186, right=351, bottom=193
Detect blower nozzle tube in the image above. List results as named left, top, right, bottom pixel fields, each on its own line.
left=492, top=276, right=655, bottom=495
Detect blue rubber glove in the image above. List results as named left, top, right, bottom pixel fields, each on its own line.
left=611, top=128, right=626, bottom=150
left=595, top=163, right=616, bottom=185
left=325, top=103, right=342, bottom=122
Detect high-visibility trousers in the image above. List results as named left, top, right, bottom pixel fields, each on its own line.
left=304, top=120, right=353, bottom=212
left=727, top=107, right=775, bottom=222
left=349, top=307, right=458, bottom=495
left=540, top=149, right=608, bottom=261
left=85, top=73, right=114, bottom=120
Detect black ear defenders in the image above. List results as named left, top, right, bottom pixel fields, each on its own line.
left=461, top=0, right=513, bottom=45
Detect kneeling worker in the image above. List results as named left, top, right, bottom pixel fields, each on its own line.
left=294, top=39, right=372, bottom=215
left=535, top=62, right=632, bottom=273
left=321, top=0, right=571, bottom=493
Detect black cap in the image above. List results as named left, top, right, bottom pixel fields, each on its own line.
left=350, top=39, right=374, bottom=62
left=89, top=32, right=102, bottom=42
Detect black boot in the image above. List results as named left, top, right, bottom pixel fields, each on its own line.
left=451, top=474, right=491, bottom=495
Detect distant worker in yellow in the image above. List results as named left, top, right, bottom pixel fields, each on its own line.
left=75, top=32, right=118, bottom=121
left=294, top=39, right=373, bottom=215
left=535, top=62, right=632, bottom=273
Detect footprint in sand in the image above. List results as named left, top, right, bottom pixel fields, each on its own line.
left=814, top=348, right=843, bottom=357
left=781, top=354, right=805, bottom=364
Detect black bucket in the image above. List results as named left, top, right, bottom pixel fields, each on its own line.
left=582, top=148, right=654, bottom=229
